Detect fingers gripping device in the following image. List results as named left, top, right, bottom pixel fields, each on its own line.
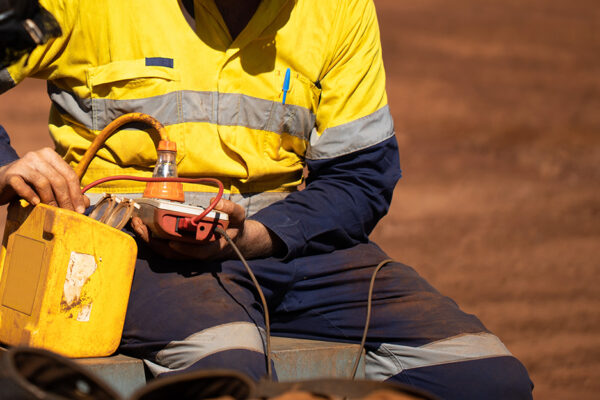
left=0, top=113, right=227, bottom=358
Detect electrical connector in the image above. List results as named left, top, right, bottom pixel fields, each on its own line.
left=143, top=140, right=184, bottom=202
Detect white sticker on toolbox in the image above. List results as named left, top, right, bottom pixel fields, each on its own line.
left=63, top=252, right=97, bottom=306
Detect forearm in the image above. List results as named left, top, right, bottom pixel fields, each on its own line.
left=250, top=135, right=401, bottom=260
left=230, top=220, right=284, bottom=260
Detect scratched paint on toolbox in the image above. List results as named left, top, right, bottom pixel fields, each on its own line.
left=61, top=252, right=97, bottom=321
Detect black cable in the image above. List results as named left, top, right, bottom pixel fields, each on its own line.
left=350, top=258, right=394, bottom=380
left=215, top=226, right=273, bottom=381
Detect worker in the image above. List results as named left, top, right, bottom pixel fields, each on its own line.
left=0, top=0, right=533, bottom=398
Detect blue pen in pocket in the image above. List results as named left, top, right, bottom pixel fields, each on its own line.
left=282, top=68, right=291, bottom=105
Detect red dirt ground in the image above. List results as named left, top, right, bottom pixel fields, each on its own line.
left=0, top=1, right=598, bottom=398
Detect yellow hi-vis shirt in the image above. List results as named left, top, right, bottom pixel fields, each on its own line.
left=1, top=0, right=393, bottom=198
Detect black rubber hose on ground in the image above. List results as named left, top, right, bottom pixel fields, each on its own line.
left=0, top=346, right=121, bottom=400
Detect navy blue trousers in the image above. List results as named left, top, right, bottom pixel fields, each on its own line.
left=119, top=241, right=533, bottom=400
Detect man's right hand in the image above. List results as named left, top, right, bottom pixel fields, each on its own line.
left=0, top=147, right=88, bottom=213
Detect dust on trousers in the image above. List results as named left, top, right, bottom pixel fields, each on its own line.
left=119, top=241, right=533, bottom=400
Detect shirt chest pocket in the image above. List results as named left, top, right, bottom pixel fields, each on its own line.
left=266, top=69, right=320, bottom=142
left=274, top=69, right=321, bottom=111
left=85, top=60, right=184, bottom=167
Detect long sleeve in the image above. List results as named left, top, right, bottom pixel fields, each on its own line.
left=0, top=125, right=19, bottom=167
left=251, top=135, right=401, bottom=259
left=250, top=0, right=399, bottom=259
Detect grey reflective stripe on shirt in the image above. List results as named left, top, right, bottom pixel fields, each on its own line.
left=215, top=92, right=315, bottom=140
left=306, top=105, right=395, bottom=160
left=0, top=69, right=16, bottom=94
left=366, top=332, right=513, bottom=380
left=86, top=191, right=290, bottom=217
left=48, top=83, right=180, bottom=130
left=47, top=83, right=94, bottom=127
left=48, top=84, right=315, bottom=140
left=145, top=322, right=266, bottom=376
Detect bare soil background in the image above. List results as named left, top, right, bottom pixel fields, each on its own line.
left=0, top=0, right=598, bottom=398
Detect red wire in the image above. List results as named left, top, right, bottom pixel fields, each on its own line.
left=82, top=175, right=225, bottom=225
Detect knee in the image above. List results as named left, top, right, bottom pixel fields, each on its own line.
left=389, top=356, right=533, bottom=400
left=129, top=322, right=269, bottom=381
left=155, top=349, right=270, bottom=381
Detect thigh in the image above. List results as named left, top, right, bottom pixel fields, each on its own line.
left=270, top=242, right=532, bottom=399
left=119, top=243, right=280, bottom=380
left=271, top=242, right=487, bottom=345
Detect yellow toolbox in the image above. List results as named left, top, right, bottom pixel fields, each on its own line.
left=0, top=200, right=137, bottom=357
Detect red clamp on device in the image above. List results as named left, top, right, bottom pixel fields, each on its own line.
left=134, top=198, right=229, bottom=243
left=175, top=216, right=225, bottom=242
